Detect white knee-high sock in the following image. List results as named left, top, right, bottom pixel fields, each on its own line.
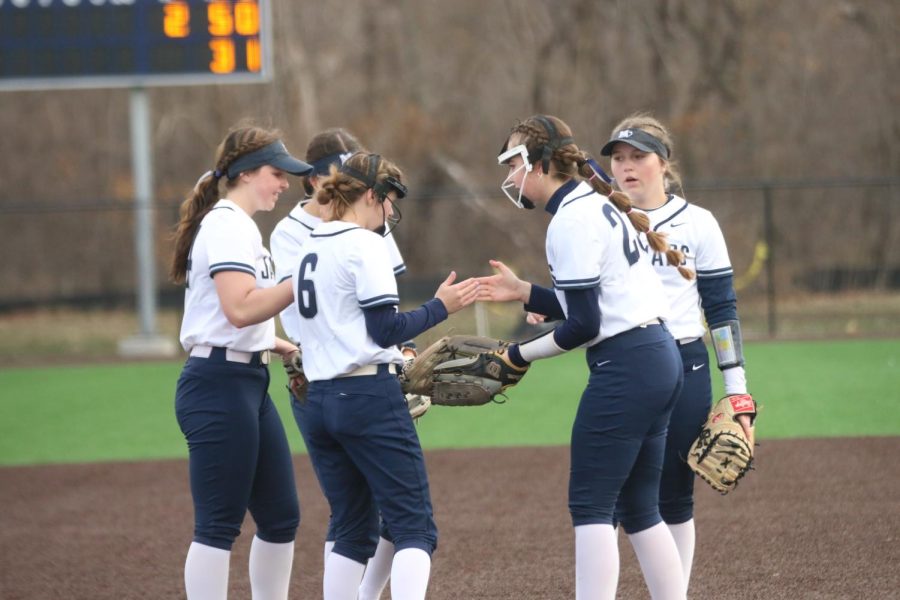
left=249, top=536, right=294, bottom=600
left=185, top=542, right=231, bottom=600
left=358, top=536, right=395, bottom=600
left=574, top=524, right=619, bottom=600
left=667, top=520, right=695, bottom=594
left=389, top=548, right=431, bottom=600
left=627, top=522, right=686, bottom=600
left=323, top=552, right=366, bottom=600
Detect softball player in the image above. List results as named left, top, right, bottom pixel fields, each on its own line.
left=271, top=128, right=407, bottom=346
left=270, top=129, right=407, bottom=600
left=170, top=125, right=311, bottom=600
left=290, top=152, right=479, bottom=600
left=602, top=114, right=754, bottom=594
left=479, top=115, right=688, bottom=600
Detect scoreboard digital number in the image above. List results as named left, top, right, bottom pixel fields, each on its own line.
left=0, top=0, right=272, bottom=90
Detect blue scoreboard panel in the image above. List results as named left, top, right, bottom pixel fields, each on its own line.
left=0, top=0, right=272, bottom=90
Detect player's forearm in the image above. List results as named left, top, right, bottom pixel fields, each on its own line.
left=524, top=284, right=566, bottom=320
left=363, top=299, right=448, bottom=349
left=271, top=336, right=299, bottom=356
left=513, top=288, right=600, bottom=364
left=222, top=280, right=294, bottom=328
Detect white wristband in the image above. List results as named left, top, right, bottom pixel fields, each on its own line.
left=518, top=330, right=565, bottom=363
left=722, top=365, right=747, bottom=396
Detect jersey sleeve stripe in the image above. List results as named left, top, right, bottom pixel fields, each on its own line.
left=696, top=266, right=734, bottom=278
left=359, top=294, right=400, bottom=308
left=210, top=262, right=256, bottom=276
left=393, top=263, right=407, bottom=276
left=552, top=275, right=602, bottom=289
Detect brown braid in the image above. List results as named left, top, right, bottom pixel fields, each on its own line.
left=169, top=125, right=281, bottom=284
left=508, top=115, right=691, bottom=280
left=315, top=152, right=403, bottom=222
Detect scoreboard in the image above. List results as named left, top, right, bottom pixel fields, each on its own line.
left=0, top=0, right=272, bottom=90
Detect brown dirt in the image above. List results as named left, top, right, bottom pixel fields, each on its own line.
left=1, top=438, right=898, bottom=599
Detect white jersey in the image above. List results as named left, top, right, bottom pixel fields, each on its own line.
left=291, top=220, right=404, bottom=381
left=270, top=201, right=406, bottom=344
left=179, top=199, right=276, bottom=352
left=547, top=181, right=670, bottom=343
left=641, top=195, right=733, bottom=340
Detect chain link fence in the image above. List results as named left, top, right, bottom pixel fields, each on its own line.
left=1, top=178, right=898, bottom=343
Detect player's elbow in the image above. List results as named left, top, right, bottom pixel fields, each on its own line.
left=570, top=314, right=600, bottom=346
left=370, top=331, right=396, bottom=349
left=223, top=306, right=260, bottom=329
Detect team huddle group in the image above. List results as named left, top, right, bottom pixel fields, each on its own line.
left=169, top=113, right=754, bottom=600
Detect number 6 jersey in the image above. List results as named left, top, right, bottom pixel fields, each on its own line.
left=290, top=220, right=404, bottom=381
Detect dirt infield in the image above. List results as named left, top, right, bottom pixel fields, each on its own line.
left=1, top=437, right=898, bottom=599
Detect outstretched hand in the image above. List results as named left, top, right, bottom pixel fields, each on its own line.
left=434, top=271, right=480, bottom=314
left=475, top=259, right=531, bottom=303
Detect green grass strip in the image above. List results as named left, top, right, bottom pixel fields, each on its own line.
left=0, top=338, right=897, bottom=466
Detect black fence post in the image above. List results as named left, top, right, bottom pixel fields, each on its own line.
left=763, top=185, right=777, bottom=337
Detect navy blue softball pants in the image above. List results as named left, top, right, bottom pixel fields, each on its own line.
left=570, top=323, right=683, bottom=534
left=658, top=338, right=712, bottom=524
left=175, top=351, right=300, bottom=551
left=293, top=364, right=437, bottom=564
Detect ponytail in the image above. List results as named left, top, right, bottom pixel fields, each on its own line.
left=168, top=124, right=283, bottom=284
left=169, top=171, right=222, bottom=284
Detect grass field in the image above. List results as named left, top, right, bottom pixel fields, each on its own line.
left=1, top=338, right=897, bottom=466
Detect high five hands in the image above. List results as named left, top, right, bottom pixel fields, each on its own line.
left=475, top=259, right=531, bottom=304
left=434, top=271, right=481, bottom=314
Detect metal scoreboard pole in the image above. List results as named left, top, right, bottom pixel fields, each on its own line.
left=130, top=89, right=157, bottom=341
left=118, top=88, right=177, bottom=357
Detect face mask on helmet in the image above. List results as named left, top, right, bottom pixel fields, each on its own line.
left=373, top=175, right=407, bottom=237
left=497, top=144, right=534, bottom=209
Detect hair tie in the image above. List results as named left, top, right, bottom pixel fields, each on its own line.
left=586, top=158, right=613, bottom=184
left=213, top=169, right=223, bottom=178
left=623, top=205, right=633, bottom=214
left=193, top=170, right=215, bottom=191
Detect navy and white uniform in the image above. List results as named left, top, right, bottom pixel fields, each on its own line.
left=290, top=220, right=446, bottom=563
left=512, top=180, right=683, bottom=533
left=270, top=200, right=406, bottom=345
left=640, top=194, right=747, bottom=524
left=174, top=199, right=299, bottom=551
left=271, top=200, right=407, bottom=548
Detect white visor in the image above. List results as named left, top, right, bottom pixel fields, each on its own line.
left=497, top=144, right=533, bottom=209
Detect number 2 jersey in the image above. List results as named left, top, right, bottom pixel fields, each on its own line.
left=546, top=180, right=670, bottom=344
left=289, top=221, right=404, bottom=381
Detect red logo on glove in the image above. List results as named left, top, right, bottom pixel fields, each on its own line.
left=729, top=394, right=755, bottom=413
